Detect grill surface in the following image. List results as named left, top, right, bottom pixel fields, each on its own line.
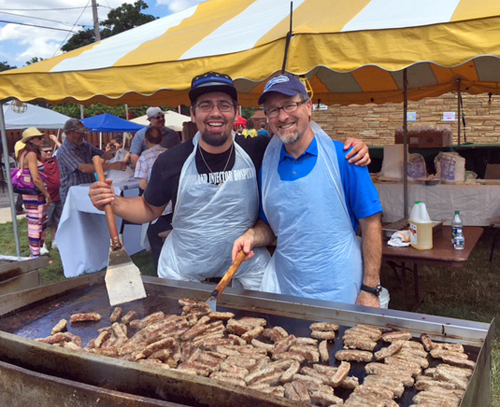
left=0, top=274, right=492, bottom=407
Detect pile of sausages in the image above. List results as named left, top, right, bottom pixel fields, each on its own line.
left=35, top=301, right=476, bottom=407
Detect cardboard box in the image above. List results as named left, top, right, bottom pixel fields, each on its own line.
left=395, top=127, right=453, bottom=148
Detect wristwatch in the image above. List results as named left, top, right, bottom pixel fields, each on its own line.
left=360, top=284, right=382, bottom=297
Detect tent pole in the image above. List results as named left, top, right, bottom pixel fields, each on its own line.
left=0, top=102, right=21, bottom=257
left=281, top=2, right=293, bottom=74
left=99, top=132, right=102, bottom=150
left=457, top=78, right=461, bottom=146
left=403, top=69, right=409, bottom=219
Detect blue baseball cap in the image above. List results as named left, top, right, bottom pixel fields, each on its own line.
left=189, top=71, right=238, bottom=103
left=258, top=74, right=309, bottom=105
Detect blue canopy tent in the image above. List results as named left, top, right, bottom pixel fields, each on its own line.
left=81, top=114, right=145, bottom=149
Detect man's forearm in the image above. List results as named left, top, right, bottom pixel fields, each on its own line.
left=359, top=214, right=382, bottom=287
left=251, top=219, right=276, bottom=247
left=111, top=195, right=164, bottom=224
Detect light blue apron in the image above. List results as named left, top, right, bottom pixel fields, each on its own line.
left=260, top=122, right=363, bottom=303
left=158, top=132, right=269, bottom=290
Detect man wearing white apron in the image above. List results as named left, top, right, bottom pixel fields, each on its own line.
left=89, top=72, right=371, bottom=288
left=233, top=74, right=383, bottom=306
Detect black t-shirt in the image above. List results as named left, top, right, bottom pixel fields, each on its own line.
left=145, top=135, right=270, bottom=212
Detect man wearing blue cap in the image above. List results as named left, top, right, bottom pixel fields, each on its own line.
left=89, top=71, right=370, bottom=286
left=233, top=74, right=383, bottom=307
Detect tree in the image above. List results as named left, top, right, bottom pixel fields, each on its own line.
left=61, top=29, right=96, bottom=52
left=61, top=1, right=156, bottom=52
left=0, top=61, right=16, bottom=72
left=25, top=57, right=44, bottom=65
left=101, top=0, right=156, bottom=36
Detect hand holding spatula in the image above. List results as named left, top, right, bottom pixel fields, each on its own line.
left=92, top=156, right=147, bottom=306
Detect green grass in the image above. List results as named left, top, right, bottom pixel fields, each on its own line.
left=1, top=219, right=499, bottom=405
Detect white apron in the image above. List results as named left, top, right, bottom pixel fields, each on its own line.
left=260, top=122, right=363, bottom=303
left=158, top=132, right=269, bottom=290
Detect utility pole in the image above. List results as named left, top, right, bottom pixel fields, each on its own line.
left=91, top=0, right=101, bottom=41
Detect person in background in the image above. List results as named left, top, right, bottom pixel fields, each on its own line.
left=17, top=128, right=51, bottom=257
left=40, top=140, right=62, bottom=251
left=89, top=71, right=370, bottom=289
left=13, top=140, right=26, bottom=215
left=182, top=121, right=198, bottom=142
left=129, top=107, right=180, bottom=168
left=242, top=119, right=258, bottom=138
left=57, top=119, right=126, bottom=205
left=233, top=74, right=382, bottom=307
left=105, top=135, right=134, bottom=182
left=134, top=126, right=171, bottom=270
left=257, top=122, right=270, bottom=137
left=107, top=136, right=130, bottom=164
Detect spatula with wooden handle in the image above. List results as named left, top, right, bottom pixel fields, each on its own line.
left=206, top=250, right=246, bottom=312
left=92, top=155, right=147, bottom=306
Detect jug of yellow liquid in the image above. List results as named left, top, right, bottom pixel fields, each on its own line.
left=409, top=201, right=433, bottom=250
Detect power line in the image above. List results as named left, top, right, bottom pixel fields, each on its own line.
left=0, top=20, right=79, bottom=33
left=0, top=10, right=87, bottom=27
left=0, top=6, right=110, bottom=11
left=53, top=0, right=92, bottom=58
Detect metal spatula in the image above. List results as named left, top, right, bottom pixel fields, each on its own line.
left=92, top=156, right=147, bottom=306
left=207, top=250, right=246, bottom=312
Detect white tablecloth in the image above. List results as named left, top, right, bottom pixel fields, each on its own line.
left=375, top=182, right=500, bottom=226
left=58, top=179, right=149, bottom=278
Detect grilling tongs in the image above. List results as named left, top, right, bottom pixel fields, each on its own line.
left=206, top=250, right=246, bottom=312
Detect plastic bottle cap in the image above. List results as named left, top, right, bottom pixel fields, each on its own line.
left=415, top=201, right=422, bottom=204
left=455, top=210, right=460, bottom=214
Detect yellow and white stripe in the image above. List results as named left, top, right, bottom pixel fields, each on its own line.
left=1, top=0, right=500, bottom=106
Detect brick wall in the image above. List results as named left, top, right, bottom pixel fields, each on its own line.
left=312, top=92, right=500, bottom=146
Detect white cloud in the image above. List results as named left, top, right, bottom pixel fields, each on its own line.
left=156, top=0, right=206, bottom=13
left=0, top=0, right=136, bottom=67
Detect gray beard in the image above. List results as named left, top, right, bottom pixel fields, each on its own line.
left=201, top=131, right=230, bottom=147
left=276, top=129, right=300, bottom=145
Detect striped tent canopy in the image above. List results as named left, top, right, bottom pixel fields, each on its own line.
left=1, top=0, right=500, bottom=107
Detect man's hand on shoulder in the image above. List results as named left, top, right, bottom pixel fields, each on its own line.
left=344, top=138, right=371, bottom=166
left=89, top=179, right=115, bottom=211
left=355, top=290, right=381, bottom=308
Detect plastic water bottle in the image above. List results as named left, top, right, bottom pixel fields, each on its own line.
left=452, top=210, right=465, bottom=250
left=409, top=201, right=433, bottom=250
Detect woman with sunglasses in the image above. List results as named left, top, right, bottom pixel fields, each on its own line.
left=16, top=128, right=51, bottom=257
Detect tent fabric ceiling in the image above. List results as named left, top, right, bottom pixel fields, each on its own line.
left=1, top=0, right=500, bottom=107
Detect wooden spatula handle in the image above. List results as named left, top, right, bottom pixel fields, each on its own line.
left=92, top=155, right=122, bottom=250
left=209, top=250, right=247, bottom=301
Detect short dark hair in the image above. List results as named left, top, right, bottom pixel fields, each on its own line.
left=145, top=127, right=162, bottom=145
left=41, top=140, right=52, bottom=149
left=111, top=136, right=123, bottom=145
left=260, top=122, right=266, bottom=128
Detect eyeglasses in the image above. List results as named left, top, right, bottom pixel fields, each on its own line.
left=41, top=150, right=52, bottom=154
left=264, top=100, right=306, bottom=118
left=194, top=101, right=234, bottom=113
left=150, top=115, right=164, bottom=121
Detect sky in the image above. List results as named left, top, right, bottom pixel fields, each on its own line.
left=0, top=0, right=205, bottom=69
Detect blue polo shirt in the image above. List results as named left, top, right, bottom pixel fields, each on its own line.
left=260, top=138, right=382, bottom=232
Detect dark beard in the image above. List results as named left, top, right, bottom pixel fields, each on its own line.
left=200, top=131, right=230, bottom=147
